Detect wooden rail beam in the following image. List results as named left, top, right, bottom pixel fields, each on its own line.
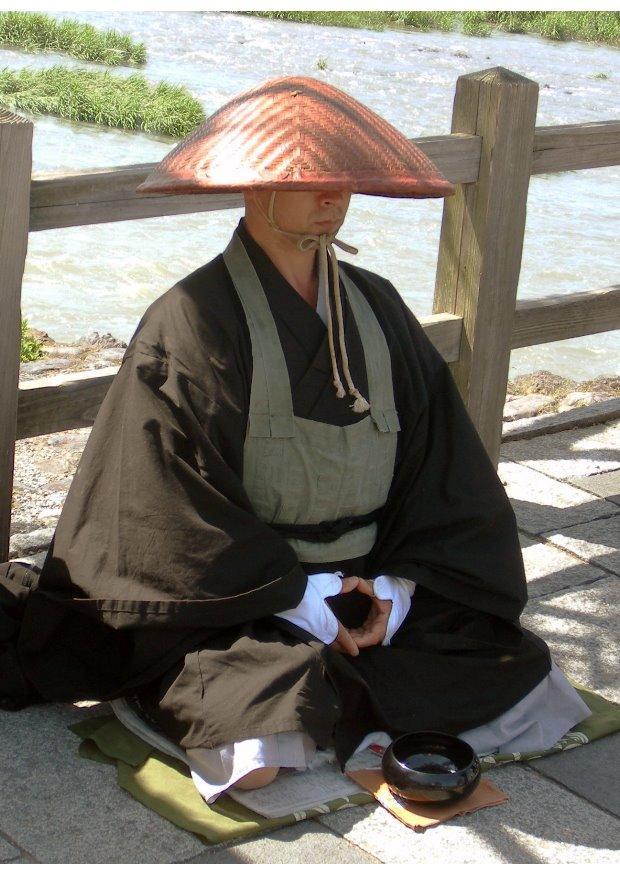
left=16, top=366, right=118, bottom=441
left=0, top=110, right=33, bottom=562
left=27, top=133, right=482, bottom=232
left=25, top=119, right=619, bottom=234
left=532, top=120, right=620, bottom=174
left=512, top=285, right=620, bottom=348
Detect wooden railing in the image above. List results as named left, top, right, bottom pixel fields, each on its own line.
left=1, top=66, right=619, bottom=561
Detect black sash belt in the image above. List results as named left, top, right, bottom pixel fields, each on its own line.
left=269, top=506, right=384, bottom=543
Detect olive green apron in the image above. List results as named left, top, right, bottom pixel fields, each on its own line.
left=222, top=230, right=401, bottom=563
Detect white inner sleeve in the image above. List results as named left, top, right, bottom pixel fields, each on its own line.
left=274, top=571, right=344, bottom=645
left=373, top=574, right=416, bottom=645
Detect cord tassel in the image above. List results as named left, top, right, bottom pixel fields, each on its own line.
left=327, top=240, right=370, bottom=412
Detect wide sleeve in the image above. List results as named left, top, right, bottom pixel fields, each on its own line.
left=368, top=286, right=528, bottom=623
left=36, top=343, right=307, bottom=631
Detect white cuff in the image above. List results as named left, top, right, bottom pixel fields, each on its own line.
left=373, top=574, right=416, bottom=646
left=274, top=571, right=344, bottom=645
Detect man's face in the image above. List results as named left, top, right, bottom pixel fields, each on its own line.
left=248, top=189, right=352, bottom=238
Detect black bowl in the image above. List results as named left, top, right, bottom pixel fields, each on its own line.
left=382, top=731, right=481, bottom=804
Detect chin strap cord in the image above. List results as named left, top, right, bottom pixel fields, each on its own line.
left=252, top=190, right=370, bottom=413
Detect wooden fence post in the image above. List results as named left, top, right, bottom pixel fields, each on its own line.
left=433, top=66, right=539, bottom=469
left=0, top=110, right=33, bottom=562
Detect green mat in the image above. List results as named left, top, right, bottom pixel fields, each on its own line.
left=69, top=683, right=620, bottom=846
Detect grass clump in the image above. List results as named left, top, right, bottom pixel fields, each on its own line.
left=483, top=11, right=619, bottom=45
left=20, top=317, right=43, bottom=363
left=0, top=65, right=205, bottom=137
left=245, top=11, right=620, bottom=47
left=0, top=11, right=146, bottom=66
left=244, top=11, right=390, bottom=32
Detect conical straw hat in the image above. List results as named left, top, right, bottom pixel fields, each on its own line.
left=135, top=75, right=455, bottom=199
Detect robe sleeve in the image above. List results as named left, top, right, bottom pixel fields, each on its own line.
left=368, top=284, right=528, bottom=623
left=37, top=342, right=307, bottom=631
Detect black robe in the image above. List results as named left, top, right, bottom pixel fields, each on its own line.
left=4, top=217, right=551, bottom=765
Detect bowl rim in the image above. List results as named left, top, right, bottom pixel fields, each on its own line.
left=386, top=730, right=479, bottom=775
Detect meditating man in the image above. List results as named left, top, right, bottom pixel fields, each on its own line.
left=2, top=76, right=590, bottom=802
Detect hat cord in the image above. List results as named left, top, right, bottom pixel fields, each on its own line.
left=255, top=191, right=370, bottom=413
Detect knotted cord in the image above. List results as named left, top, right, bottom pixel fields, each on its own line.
left=251, top=191, right=370, bottom=412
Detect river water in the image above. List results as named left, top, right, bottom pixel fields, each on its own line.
left=3, top=10, right=618, bottom=380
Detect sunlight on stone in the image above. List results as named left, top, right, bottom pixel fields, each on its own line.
left=502, top=827, right=610, bottom=864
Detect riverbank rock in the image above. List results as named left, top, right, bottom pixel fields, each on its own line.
left=76, top=330, right=127, bottom=349
left=96, top=347, right=127, bottom=363
left=558, top=391, right=616, bottom=412
left=503, top=394, right=555, bottom=422
left=28, top=328, right=55, bottom=344
left=20, top=328, right=131, bottom=381
left=42, top=345, right=82, bottom=357
left=20, top=357, right=75, bottom=377
left=9, top=526, right=56, bottom=560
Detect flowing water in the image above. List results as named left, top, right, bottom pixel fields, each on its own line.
left=3, top=11, right=618, bottom=380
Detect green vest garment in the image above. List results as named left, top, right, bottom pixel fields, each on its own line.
left=223, top=230, right=401, bottom=563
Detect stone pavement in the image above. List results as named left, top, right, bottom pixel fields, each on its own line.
left=1, top=419, right=618, bottom=864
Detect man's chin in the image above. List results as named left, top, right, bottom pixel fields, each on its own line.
left=314, top=220, right=342, bottom=233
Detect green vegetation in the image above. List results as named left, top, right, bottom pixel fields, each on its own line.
left=0, top=11, right=146, bottom=66
left=245, top=11, right=620, bottom=47
left=0, top=13, right=204, bottom=137
left=20, top=318, right=43, bottom=363
left=316, top=56, right=328, bottom=70
left=245, top=11, right=391, bottom=31
left=0, top=65, right=205, bottom=137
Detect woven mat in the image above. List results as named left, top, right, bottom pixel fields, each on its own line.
left=69, top=682, right=620, bottom=846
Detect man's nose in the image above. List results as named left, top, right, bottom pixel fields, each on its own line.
left=319, top=190, right=348, bottom=206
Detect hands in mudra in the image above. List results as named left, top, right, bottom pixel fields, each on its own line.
left=330, top=575, right=392, bottom=657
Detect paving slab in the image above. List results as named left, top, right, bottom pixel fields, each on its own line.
left=320, top=764, right=620, bottom=863
left=522, top=577, right=619, bottom=701
left=0, top=702, right=205, bottom=864
left=543, top=514, right=620, bottom=575
left=566, top=469, right=620, bottom=506
left=528, top=732, right=620, bottom=818
left=0, top=835, right=21, bottom=863
left=500, top=460, right=614, bottom=535
left=501, top=420, right=620, bottom=480
left=183, top=819, right=379, bottom=864
left=518, top=531, right=607, bottom=599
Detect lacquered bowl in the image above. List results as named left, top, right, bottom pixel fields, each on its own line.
left=381, top=731, right=481, bottom=804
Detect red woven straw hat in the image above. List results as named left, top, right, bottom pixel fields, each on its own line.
left=135, top=75, right=455, bottom=199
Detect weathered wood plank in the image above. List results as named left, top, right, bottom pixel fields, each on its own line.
left=433, top=66, right=539, bottom=468
left=532, top=120, right=620, bottom=173
left=0, top=110, right=33, bottom=561
left=16, top=314, right=462, bottom=440
left=27, top=133, right=482, bottom=231
left=16, top=366, right=118, bottom=440
left=512, top=285, right=620, bottom=348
